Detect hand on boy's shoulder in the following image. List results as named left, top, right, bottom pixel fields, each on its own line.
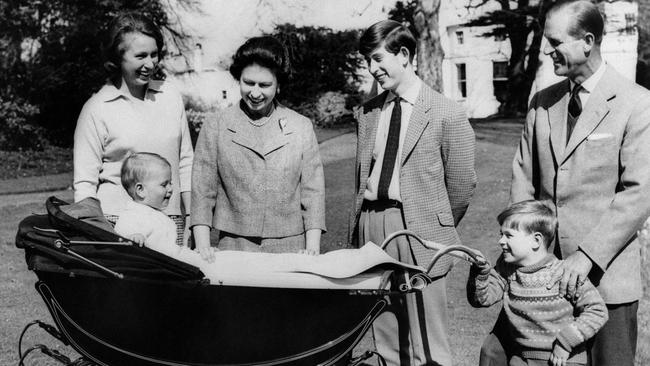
left=547, top=251, right=593, bottom=299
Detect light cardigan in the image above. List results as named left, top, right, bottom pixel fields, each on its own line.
left=114, top=200, right=203, bottom=267
left=73, top=81, right=193, bottom=216
left=191, top=101, right=326, bottom=238
left=114, top=200, right=178, bottom=256
left=468, top=254, right=608, bottom=364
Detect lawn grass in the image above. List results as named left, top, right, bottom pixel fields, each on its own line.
left=0, top=125, right=351, bottom=183
left=1, top=119, right=648, bottom=365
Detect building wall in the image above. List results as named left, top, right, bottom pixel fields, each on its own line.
left=440, top=0, right=638, bottom=118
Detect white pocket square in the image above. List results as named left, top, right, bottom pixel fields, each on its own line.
left=587, top=133, right=613, bottom=141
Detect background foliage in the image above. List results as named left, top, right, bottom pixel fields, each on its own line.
left=0, top=0, right=195, bottom=150
left=266, top=24, right=364, bottom=126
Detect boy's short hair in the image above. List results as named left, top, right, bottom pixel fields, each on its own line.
left=497, top=200, right=557, bottom=247
left=359, top=20, right=417, bottom=62
left=120, top=152, right=171, bottom=199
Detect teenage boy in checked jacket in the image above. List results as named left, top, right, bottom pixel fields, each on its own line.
left=349, top=20, right=476, bottom=365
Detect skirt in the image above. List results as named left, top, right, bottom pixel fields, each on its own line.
left=216, top=231, right=306, bottom=253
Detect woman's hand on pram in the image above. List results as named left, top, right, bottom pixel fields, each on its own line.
left=197, top=245, right=217, bottom=263
left=128, top=234, right=146, bottom=247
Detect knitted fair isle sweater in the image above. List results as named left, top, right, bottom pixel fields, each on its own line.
left=468, top=254, right=608, bottom=364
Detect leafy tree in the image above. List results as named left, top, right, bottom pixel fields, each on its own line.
left=462, top=0, right=552, bottom=116
left=0, top=0, right=198, bottom=149
left=388, top=1, right=419, bottom=38
left=388, top=0, right=444, bottom=92
left=637, top=0, right=650, bottom=89
left=266, top=24, right=364, bottom=110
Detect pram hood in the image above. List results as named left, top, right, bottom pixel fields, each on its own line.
left=16, top=196, right=204, bottom=283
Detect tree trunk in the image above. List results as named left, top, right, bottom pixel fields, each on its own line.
left=637, top=0, right=650, bottom=88
left=413, top=0, right=444, bottom=92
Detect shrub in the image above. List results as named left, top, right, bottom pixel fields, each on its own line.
left=183, top=94, right=218, bottom=146
left=0, top=96, right=47, bottom=151
left=314, top=91, right=350, bottom=127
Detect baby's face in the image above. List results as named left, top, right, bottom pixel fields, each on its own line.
left=140, top=166, right=173, bottom=210
left=497, top=225, right=539, bottom=266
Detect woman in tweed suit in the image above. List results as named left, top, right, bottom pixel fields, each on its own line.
left=191, top=36, right=326, bottom=261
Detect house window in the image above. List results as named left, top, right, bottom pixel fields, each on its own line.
left=625, top=13, right=637, bottom=35
left=457, top=63, right=467, bottom=98
left=493, top=61, right=508, bottom=103
left=222, top=90, right=227, bottom=100
left=456, top=31, right=464, bottom=45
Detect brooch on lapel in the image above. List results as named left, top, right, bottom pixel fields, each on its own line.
left=279, top=117, right=287, bottom=133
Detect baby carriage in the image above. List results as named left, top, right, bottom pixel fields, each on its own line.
left=15, top=197, right=480, bottom=366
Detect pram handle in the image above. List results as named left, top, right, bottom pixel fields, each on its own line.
left=379, top=230, right=484, bottom=274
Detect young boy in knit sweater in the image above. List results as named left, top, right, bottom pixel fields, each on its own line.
left=467, top=200, right=608, bottom=366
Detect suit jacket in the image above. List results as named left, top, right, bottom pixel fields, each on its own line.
left=349, top=82, right=477, bottom=277
left=511, top=66, right=650, bottom=303
left=191, top=102, right=326, bottom=238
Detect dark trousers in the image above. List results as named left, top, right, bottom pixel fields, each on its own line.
left=479, top=302, right=638, bottom=366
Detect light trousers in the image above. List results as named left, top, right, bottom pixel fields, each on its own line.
left=359, top=206, right=452, bottom=366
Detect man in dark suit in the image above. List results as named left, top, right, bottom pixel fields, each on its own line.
left=480, top=2, right=650, bottom=365
left=349, top=20, right=476, bottom=366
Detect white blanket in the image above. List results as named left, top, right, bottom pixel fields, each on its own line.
left=174, top=243, right=426, bottom=290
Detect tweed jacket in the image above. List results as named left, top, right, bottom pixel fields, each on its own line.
left=511, top=66, right=650, bottom=303
left=349, top=82, right=477, bottom=277
left=191, top=102, right=326, bottom=238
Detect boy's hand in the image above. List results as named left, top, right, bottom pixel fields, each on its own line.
left=472, top=254, right=491, bottom=275
left=550, top=342, right=569, bottom=366
left=129, top=234, right=146, bottom=247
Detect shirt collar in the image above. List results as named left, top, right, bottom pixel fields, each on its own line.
left=571, top=61, right=606, bottom=94
left=387, top=78, right=421, bottom=106
left=99, top=79, right=164, bottom=102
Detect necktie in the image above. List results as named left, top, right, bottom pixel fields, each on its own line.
left=377, top=97, right=401, bottom=200
left=566, top=84, right=583, bottom=144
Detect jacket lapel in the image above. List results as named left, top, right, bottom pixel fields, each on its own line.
left=562, top=68, right=615, bottom=163
left=401, top=85, right=431, bottom=165
left=262, top=111, right=292, bottom=156
left=548, top=80, right=570, bottom=162
left=359, top=93, right=386, bottom=181
left=228, top=125, right=264, bottom=157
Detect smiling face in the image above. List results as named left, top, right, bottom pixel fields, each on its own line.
left=366, top=42, right=409, bottom=92
left=498, top=225, right=545, bottom=267
left=543, top=11, right=589, bottom=79
left=119, top=32, right=159, bottom=95
left=239, top=63, right=278, bottom=118
left=137, top=164, right=173, bottom=210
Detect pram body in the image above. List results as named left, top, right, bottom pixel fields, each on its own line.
left=18, top=197, right=471, bottom=366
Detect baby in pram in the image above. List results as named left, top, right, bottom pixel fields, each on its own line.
left=112, top=152, right=428, bottom=288
left=114, top=152, right=210, bottom=266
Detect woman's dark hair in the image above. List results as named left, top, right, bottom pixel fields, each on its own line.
left=229, top=36, right=291, bottom=85
left=102, top=12, right=165, bottom=82
left=359, top=20, right=417, bottom=62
